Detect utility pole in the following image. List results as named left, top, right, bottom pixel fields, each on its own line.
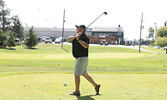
left=139, top=13, right=143, bottom=53
left=61, top=9, right=65, bottom=48
left=37, top=8, right=40, bottom=27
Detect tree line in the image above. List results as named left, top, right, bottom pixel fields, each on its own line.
left=148, top=21, right=167, bottom=47
left=0, top=0, right=37, bottom=49
left=1, top=0, right=166, bottom=48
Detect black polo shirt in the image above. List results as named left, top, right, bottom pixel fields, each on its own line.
left=72, top=33, right=89, bottom=58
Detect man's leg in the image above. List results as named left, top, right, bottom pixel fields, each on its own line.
left=82, top=73, right=97, bottom=87
left=82, top=73, right=101, bottom=95
left=70, top=75, right=81, bottom=96
left=75, top=75, right=80, bottom=93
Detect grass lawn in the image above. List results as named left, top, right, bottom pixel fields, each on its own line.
left=0, top=74, right=167, bottom=100
left=0, top=44, right=167, bottom=100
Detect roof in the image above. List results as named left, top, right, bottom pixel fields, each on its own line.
left=24, top=27, right=124, bottom=32
left=92, top=27, right=124, bottom=32
left=24, top=27, right=76, bottom=32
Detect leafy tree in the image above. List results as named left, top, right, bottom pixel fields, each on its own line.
left=156, top=26, right=167, bottom=37
left=7, top=31, right=16, bottom=48
left=24, top=26, right=38, bottom=48
left=154, top=37, right=167, bottom=47
left=0, top=0, right=11, bottom=32
left=148, top=27, right=155, bottom=40
left=148, top=27, right=155, bottom=45
left=165, top=21, right=167, bottom=26
left=154, top=26, right=167, bottom=47
left=11, top=15, right=24, bottom=41
left=0, top=29, right=7, bottom=48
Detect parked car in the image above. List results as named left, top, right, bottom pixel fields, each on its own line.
left=55, top=37, right=62, bottom=43
left=99, top=41, right=104, bottom=45
left=55, top=37, right=66, bottom=44
left=104, top=42, right=109, bottom=46
left=99, top=40, right=109, bottom=46
left=163, top=46, right=167, bottom=50
left=164, top=46, right=167, bottom=54
left=41, top=36, right=47, bottom=41
left=15, top=38, right=20, bottom=42
left=44, top=37, right=52, bottom=43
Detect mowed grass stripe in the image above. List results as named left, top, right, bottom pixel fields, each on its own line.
left=0, top=44, right=167, bottom=75
left=0, top=74, right=167, bottom=100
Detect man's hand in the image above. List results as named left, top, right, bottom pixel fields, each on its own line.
left=67, top=32, right=83, bottom=42
left=76, top=32, right=83, bottom=40
left=66, top=35, right=77, bottom=42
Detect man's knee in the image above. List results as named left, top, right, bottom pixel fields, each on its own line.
left=82, top=73, right=88, bottom=77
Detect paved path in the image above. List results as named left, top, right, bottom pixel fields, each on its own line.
left=64, top=43, right=157, bottom=53
left=90, top=44, right=157, bottom=53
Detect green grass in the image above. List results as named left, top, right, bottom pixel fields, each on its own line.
left=0, top=74, right=167, bottom=100
left=0, top=44, right=167, bottom=100
left=141, top=46, right=166, bottom=54
left=0, top=44, right=167, bottom=75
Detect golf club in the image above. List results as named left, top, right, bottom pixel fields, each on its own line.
left=76, top=12, right=107, bottom=35
left=76, top=12, right=107, bottom=33
left=86, top=12, right=107, bottom=30
left=75, top=12, right=107, bottom=40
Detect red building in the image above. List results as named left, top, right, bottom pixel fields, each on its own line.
left=88, top=26, right=124, bottom=45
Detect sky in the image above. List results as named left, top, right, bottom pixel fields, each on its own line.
left=5, top=0, right=167, bottom=40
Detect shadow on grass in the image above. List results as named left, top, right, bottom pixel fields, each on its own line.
left=25, top=47, right=38, bottom=50
left=76, top=94, right=101, bottom=100
left=62, top=48, right=69, bottom=52
left=6, top=48, right=16, bottom=50
left=0, top=47, right=16, bottom=50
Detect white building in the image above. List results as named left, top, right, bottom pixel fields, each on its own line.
left=24, top=26, right=124, bottom=44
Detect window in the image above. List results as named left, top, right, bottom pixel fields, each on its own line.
left=117, top=33, right=122, bottom=37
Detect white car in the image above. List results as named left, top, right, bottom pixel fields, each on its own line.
left=44, top=37, right=52, bottom=43
left=164, top=46, right=167, bottom=50
left=55, top=37, right=62, bottom=43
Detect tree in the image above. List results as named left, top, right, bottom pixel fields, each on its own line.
left=11, top=15, right=24, bottom=41
left=24, top=26, right=38, bottom=48
left=148, top=27, right=155, bottom=45
left=148, top=27, right=155, bottom=40
left=0, top=0, right=11, bottom=32
left=154, top=37, right=167, bottom=47
left=156, top=26, right=167, bottom=37
left=7, top=31, right=16, bottom=48
left=0, top=29, right=7, bottom=48
left=165, top=21, right=167, bottom=26
left=154, top=26, right=167, bottom=47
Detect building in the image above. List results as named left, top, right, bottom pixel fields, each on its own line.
left=90, top=26, right=124, bottom=44
left=24, top=26, right=124, bottom=44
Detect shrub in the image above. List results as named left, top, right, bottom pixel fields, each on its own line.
left=154, top=37, right=167, bottom=47
left=7, top=31, right=16, bottom=48
left=24, top=26, right=38, bottom=48
left=0, top=30, right=7, bottom=48
left=156, top=26, right=167, bottom=37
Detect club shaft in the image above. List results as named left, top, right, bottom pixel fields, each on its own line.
left=87, top=13, right=104, bottom=28
left=80, top=12, right=107, bottom=33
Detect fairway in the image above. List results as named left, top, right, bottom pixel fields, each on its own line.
left=0, top=73, right=167, bottom=100
left=0, top=44, right=167, bottom=100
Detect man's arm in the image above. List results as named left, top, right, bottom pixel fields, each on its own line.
left=67, top=32, right=88, bottom=48
left=78, top=40, right=88, bottom=49
left=66, top=35, right=77, bottom=42
left=66, top=32, right=82, bottom=42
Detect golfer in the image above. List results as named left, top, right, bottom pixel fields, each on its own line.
left=67, top=25, right=100, bottom=96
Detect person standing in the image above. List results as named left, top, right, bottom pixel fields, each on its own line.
left=67, top=25, right=101, bottom=96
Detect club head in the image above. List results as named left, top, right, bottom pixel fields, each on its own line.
left=103, top=12, right=107, bottom=15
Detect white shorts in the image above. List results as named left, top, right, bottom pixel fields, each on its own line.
left=74, top=57, right=88, bottom=76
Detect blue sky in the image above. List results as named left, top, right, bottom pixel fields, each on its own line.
left=5, top=0, right=167, bottom=40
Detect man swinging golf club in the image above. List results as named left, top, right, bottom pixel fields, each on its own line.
left=67, top=25, right=101, bottom=96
